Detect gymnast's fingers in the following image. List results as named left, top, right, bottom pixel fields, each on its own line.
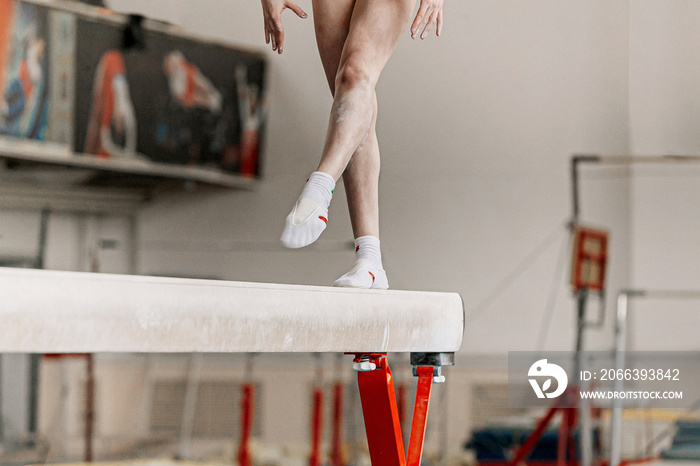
left=277, top=21, right=285, bottom=54
left=285, top=1, right=308, bottom=19
left=270, top=23, right=277, bottom=51
left=264, top=16, right=273, bottom=49
left=411, top=2, right=429, bottom=39
left=437, top=9, right=443, bottom=37
left=421, top=9, right=439, bottom=39
left=269, top=15, right=282, bottom=52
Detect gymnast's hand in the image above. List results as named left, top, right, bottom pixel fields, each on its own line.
left=261, top=0, right=307, bottom=54
left=411, top=0, right=444, bottom=40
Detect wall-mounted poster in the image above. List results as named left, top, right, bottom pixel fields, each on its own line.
left=0, top=1, right=50, bottom=141
left=0, top=1, right=75, bottom=145
left=0, top=0, right=268, bottom=185
left=74, top=13, right=268, bottom=178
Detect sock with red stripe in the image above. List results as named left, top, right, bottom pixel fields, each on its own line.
left=333, top=235, right=388, bottom=289
left=281, top=171, right=335, bottom=249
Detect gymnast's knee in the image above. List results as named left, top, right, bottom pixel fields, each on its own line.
left=335, top=56, right=372, bottom=93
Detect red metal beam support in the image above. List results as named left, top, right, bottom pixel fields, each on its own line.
left=353, top=353, right=442, bottom=466
left=330, top=382, right=345, bottom=466
left=406, top=366, right=434, bottom=466
left=237, top=383, right=254, bottom=466
left=356, top=354, right=406, bottom=466
left=309, top=386, right=325, bottom=466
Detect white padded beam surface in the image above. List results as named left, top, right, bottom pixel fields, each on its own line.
left=0, top=267, right=464, bottom=353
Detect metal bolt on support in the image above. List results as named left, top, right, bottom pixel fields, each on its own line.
left=353, top=354, right=377, bottom=371
left=413, top=364, right=446, bottom=383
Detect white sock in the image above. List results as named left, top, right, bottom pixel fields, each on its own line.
left=354, top=235, right=383, bottom=269
left=333, top=236, right=389, bottom=289
left=281, top=172, right=335, bottom=249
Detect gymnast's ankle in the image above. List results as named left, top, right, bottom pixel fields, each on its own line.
left=280, top=171, right=335, bottom=249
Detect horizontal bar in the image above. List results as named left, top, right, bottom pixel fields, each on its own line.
left=620, top=289, right=700, bottom=300
left=573, top=154, right=700, bottom=165
left=0, top=267, right=464, bottom=353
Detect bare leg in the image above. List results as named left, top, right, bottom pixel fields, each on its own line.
left=313, top=0, right=415, bottom=239
left=315, top=0, right=416, bottom=181
left=283, top=0, right=413, bottom=252
left=305, top=0, right=414, bottom=287
left=342, top=93, right=379, bottom=237
left=311, top=0, right=354, bottom=95
left=312, top=0, right=376, bottom=238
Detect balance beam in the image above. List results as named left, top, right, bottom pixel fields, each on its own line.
left=0, top=267, right=464, bottom=354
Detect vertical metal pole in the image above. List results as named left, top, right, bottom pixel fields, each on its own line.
left=570, top=155, right=602, bottom=225
left=309, top=353, right=325, bottom=466
left=574, top=289, right=587, bottom=374
left=238, top=354, right=256, bottom=466
left=571, top=156, right=581, bottom=223
left=309, top=386, right=324, bottom=466
left=237, top=383, right=255, bottom=466
left=330, top=353, right=345, bottom=466
left=128, top=214, right=138, bottom=275
left=85, top=354, right=95, bottom=462
left=138, top=355, right=155, bottom=438
left=436, top=379, right=448, bottom=465
left=27, top=354, right=40, bottom=443
left=571, top=154, right=607, bottom=466
left=330, top=382, right=344, bottom=466
left=579, top=367, right=593, bottom=466
left=610, top=292, right=629, bottom=466
left=346, top=378, right=358, bottom=465
left=34, top=208, right=50, bottom=269
left=28, top=209, right=50, bottom=442
left=575, top=289, right=593, bottom=466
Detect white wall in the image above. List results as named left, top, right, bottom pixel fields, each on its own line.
left=626, top=0, right=700, bottom=351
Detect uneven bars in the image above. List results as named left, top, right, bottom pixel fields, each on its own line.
left=0, top=267, right=464, bottom=354
left=618, top=289, right=700, bottom=300
left=571, top=153, right=700, bottom=222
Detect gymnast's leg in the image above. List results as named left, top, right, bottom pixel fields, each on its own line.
left=332, top=99, right=386, bottom=289
left=280, top=0, right=416, bottom=259
left=307, top=0, right=385, bottom=288
left=280, top=0, right=353, bottom=249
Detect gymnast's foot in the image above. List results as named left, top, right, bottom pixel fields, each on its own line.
left=333, top=261, right=388, bottom=289
left=333, top=235, right=389, bottom=289
left=281, top=171, right=335, bottom=248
